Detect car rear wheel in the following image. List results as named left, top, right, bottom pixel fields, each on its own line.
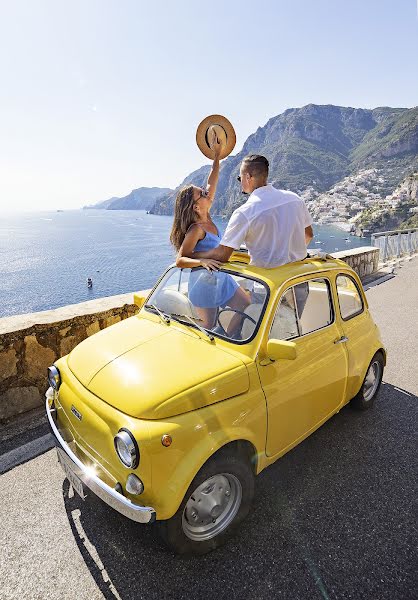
left=351, top=352, right=384, bottom=410
left=158, top=449, right=255, bottom=554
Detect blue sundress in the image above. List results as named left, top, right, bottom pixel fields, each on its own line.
left=188, top=228, right=239, bottom=308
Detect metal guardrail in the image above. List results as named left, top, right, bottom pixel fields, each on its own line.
left=371, top=228, right=418, bottom=262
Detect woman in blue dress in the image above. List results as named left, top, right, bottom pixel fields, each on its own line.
left=170, top=137, right=250, bottom=332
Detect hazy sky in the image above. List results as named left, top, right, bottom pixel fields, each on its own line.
left=1, top=0, right=417, bottom=211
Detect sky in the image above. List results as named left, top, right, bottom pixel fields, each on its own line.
left=0, top=0, right=417, bottom=212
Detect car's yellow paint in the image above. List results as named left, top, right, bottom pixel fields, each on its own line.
left=53, top=255, right=385, bottom=521
left=82, top=324, right=250, bottom=419
left=133, top=291, right=146, bottom=308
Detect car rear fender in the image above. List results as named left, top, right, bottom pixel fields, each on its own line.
left=350, top=346, right=386, bottom=400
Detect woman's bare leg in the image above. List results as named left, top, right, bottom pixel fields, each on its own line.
left=194, top=307, right=217, bottom=329
left=226, top=287, right=251, bottom=337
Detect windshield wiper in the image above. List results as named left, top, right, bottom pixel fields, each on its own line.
left=144, top=304, right=171, bottom=325
left=170, top=313, right=214, bottom=342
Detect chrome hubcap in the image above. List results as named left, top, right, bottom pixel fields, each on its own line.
left=182, top=473, right=242, bottom=541
left=363, top=360, right=382, bottom=401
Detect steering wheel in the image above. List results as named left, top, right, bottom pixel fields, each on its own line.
left=217, top=308, right=257, bottom=337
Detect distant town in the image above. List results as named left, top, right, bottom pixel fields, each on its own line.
left=301, top=169, right=418, bottom=235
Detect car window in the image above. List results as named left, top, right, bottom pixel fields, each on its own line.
left=336, top=274, right=364, bottom=320
left=270, top=288, right=299, bottom=340
left=146, top=267, right=269, bottom=344
left=270, top=278, right=333, bottom=340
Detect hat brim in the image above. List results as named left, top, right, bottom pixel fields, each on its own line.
left=196, top=114, right=236, bottom=160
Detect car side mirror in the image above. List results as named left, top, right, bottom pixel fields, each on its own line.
left=267, top=339, right=297, bottom=361
left=133, top=292, right=146, bottom=309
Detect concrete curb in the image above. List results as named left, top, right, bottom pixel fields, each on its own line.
left=0, top=433, right=54, bottom=475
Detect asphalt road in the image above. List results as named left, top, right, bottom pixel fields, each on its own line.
left=1, top=258, right=417, bottom=600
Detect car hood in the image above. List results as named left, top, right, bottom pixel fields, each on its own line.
left=67, top=316, right=249, bottom=419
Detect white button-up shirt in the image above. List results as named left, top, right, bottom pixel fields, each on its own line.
left=220, top=184, right=313, bottom=268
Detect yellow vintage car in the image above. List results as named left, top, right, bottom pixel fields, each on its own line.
left=46, top=252, right=385, bottom=554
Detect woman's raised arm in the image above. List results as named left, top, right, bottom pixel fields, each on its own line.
left=205, top=131, right=223, bottom=202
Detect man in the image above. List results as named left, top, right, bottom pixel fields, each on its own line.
left=193, top=154, right=313, bottom=268
left=193, top=154, right=314, bottom=316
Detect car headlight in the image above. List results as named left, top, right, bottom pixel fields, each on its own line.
left=47, top=366, right=61, bottom=391
left=114, top=429, right=139, bottom=469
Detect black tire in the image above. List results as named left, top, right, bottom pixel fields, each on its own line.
left=351, top=351, right=384, bottom=410
left=158, top=449, right=255, bottom=555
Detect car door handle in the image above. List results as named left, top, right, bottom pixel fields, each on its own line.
left=334, top=336, right=349, bottom=344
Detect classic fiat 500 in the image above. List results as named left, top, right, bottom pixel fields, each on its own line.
left=46, top=252, right=385, bottom=554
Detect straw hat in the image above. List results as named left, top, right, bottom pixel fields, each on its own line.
left=196, top=114, right=236, bottom=160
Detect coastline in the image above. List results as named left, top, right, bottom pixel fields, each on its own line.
left=328, top=221, right=353, bottom=233
left=0, top=211, right=370, bottom=319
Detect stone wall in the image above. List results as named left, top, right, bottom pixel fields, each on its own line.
left=0, top=247, right=381, bottom=423
left=0, top=293, right=144, bottom=423
left=331, top=246, right=380, bottom=278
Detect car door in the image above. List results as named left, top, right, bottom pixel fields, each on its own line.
left=334, top=272, right=371, bottom=401
left=257, top=276, right=348, bottom=458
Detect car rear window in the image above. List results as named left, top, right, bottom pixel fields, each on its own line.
left=336, top=274, right=364, bottom=320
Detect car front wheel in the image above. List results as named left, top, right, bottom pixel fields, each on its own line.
left=351, top=351, right=384, bottom=410
left=158, top=449, right=255, bottom=554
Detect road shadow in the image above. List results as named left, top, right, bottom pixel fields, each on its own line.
left=62, top=382, right=417, bottom=600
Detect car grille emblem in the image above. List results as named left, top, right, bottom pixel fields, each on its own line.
left=71, top=405, right=82, bottom=421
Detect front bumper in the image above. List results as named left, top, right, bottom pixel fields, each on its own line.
left=45, top=393, right=156, bottom=524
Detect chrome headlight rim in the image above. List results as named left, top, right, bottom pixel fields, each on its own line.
left=47, top=365, right=61, bottom=391
left=114, top=428, right=139, bottom=469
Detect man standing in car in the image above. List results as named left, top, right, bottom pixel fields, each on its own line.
left=193, top=154, right=314, bottom=312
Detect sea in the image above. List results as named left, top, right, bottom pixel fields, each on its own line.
left=0, top=209, right=370, bottom=319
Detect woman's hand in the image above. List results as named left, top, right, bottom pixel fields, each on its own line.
left=210, top=129, right=223, bottom=159
left=206, top=129, right=222, bottom=200
left=200, top=258, right=223, bottom=271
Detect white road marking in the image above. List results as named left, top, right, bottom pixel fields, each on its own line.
left=0, top=433, right=54, bottom=474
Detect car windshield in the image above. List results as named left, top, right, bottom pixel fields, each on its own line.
left=146, top=267, right=269, bottom=343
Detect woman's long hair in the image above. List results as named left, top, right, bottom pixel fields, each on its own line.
left=170, top=185, right=197, bottom=251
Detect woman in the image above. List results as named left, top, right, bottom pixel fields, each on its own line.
left=169, top=137, right=250, bottom=334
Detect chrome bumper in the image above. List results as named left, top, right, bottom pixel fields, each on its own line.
left=45, top=394, right=156, bottom=524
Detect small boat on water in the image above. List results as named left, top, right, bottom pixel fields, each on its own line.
left=87, top=277, right=93, bottom=288
left=315, top=241, right=322, bottom=244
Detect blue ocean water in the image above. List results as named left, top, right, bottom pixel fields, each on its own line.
left=0, top=209, right=370, bottom=318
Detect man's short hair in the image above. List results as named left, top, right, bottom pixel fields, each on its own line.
left=242, top=154, right=269, bottom=179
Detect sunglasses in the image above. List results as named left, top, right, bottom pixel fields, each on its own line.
left=237, top=173, right=252, bottom=183
left=197, top=188, right=209, bottom=200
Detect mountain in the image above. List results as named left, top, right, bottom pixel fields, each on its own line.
left=84, top=187, right=173, bottom=211
left=149, top=166, right=211, bottom=216
left=150, top=104, right=418, bottom=217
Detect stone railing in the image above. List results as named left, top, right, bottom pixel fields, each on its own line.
left=0, top=246, right=385, bottom=423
